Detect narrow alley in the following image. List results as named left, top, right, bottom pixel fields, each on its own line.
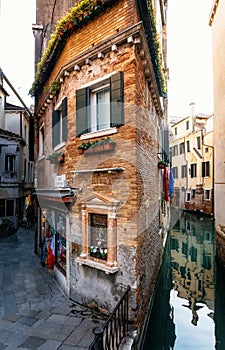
left=0, top=227, right=106, bottom=350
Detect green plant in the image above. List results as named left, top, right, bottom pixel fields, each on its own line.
left=29, top=0, right=108, bottom=97
left=147, top=0, right=167, bottom=97
left=78, top=137, right=115, bottom=151
left=50, top=81, right=61, bottom=95
left=78, top=141, right=92, bottom=150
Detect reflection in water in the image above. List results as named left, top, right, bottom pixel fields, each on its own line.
left=143, top=211, right=217, bottom=350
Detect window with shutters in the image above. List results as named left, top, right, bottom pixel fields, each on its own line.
left=52, top=97, right=68, bottom=149
left=76, top=72, right=124, bottom=136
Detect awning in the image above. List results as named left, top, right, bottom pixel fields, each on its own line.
left=34, top=188, right=75, bottom=204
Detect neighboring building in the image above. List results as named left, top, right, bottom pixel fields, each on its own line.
left=209, top=0, right=225, bottom=264
left=170, top=105, right=213, bottom=216
left=32, top=0, right=169, bottom=343
left=0, top=69, right=34, bottom=226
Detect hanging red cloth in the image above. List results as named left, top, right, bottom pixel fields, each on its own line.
left=163, top=166, right=169, bottom=202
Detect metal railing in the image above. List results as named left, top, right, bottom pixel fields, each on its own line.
left=89, top=286, right=131, bottom=350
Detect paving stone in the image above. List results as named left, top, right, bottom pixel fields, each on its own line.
left=46, top=313, right=83, bottom=326
left=0, top=343, right=7, bottom=350
left=18, top=336, right=46, bottom=349
left=4, top=333, right=29, bottom=347
left=0, top=228, right=103, bottom=350
left=3, top=314, right=21, bottom=322
left=17, top=316, right=39, bottom=326
left=37, top=339, right=62, bottom=350
left=0, top=328, right=13, bottom=343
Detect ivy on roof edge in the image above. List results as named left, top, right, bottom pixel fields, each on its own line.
left=29, top=0, right=167, bottom=99
left=29, top=0, right=108, bottom=97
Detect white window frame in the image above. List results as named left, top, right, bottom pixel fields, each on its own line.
left=39, top=123, right=45, bottom=158
left=186, top=192, right=191, bottom=202
left=204, top=189, right=211, bottom=201
left=89, top=83, right=110, bottom=133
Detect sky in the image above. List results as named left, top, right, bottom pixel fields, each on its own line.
left=0, top=0, right=36, bottom=108
left=167, top=0, right=214, bottom=118
left=0, top=0, right=214, bottom=118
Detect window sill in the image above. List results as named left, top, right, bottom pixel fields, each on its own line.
left=54, top=142, right=66, bottom=152
left=80, top=127, right=118, bottom=140
left=76, top=256, right=119, bottom=274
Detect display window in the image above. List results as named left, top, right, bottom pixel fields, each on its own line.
left=89, top=213, right=107, bottom=261
left=40, top=209, right=67, bottom=273
left=55, top=213, right=66, bottom=271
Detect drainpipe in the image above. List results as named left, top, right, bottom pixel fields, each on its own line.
left=201, top=129, right=214, bottom=218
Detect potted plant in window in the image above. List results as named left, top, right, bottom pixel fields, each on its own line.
left=46, top=152, right=64, bottom=164
left=101, top=137, right=116, bottom=151
left=78, top=141, right=91, bottom=154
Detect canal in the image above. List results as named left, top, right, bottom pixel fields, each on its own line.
left=142, top=211, right=225, bottom=349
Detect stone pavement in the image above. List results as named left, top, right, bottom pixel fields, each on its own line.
left=0, top=227, right=106, bottom=350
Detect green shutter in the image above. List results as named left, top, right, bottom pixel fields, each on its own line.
left=110, top=72, right=124, bottom=127
left=52, top=110, right=60, bottom=148
left=62, top=97, right=68, bottom=141
left=76, top=88, right=89, bottom=136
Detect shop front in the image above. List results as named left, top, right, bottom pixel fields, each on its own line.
left=35, top=188, right=74, bottom=295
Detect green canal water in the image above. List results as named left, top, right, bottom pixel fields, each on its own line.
left=142, top=211, right=225, bottom=350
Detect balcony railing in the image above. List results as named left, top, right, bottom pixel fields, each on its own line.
left=89, top=286, right=130, bottom=350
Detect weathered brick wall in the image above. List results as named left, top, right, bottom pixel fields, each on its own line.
left=36, top=0, right=138, bottom=110
left=35, top=0, right=164, bottom=329
left=216, top=227, right=225, bottom=267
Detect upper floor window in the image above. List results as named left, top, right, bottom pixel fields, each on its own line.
left=186, top=192, right=191, bottom=202
left=197, top=136, right=201, bottom=150
left=173, top=166, right=178, bottom=179
left=190, top=163, right=197, bottom=178
left=174, top=127, right=177, bottom=135
left=76, top=72, right=124, bottom=136
left=181, top=165, right=187, bottom=178
left=5, top=154, right=16, bottom=172
left=204, top=189, right=211, bottom=200
left=179, top=142, right=185, bottom=155
left=52, top=97, right=68, bottom=149
left=186, top=140, right=190, bottom=152
left=173, top=145, right=178, bottom=156
left=202, top=161, right=210, bottom=177
left=186, top=120, right=189, bottom=130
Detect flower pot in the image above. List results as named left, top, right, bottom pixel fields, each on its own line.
left=103, top=143, right=115, bottom=151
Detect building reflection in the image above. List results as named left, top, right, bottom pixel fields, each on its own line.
left=170, top=211, right=215, bottom=326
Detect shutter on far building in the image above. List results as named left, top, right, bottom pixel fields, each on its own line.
left=62, top=97, right=68, bottom=141
left=76, top=88, right=89, bottom=136
left=52, top=110, right=60, bottom=148
left=110, top=72, right=124, bottom=127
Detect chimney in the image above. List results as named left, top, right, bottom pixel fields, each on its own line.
left=189, top=102, right=195, bottom=131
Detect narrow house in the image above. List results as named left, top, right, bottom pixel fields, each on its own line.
left=0, top=69, right=34, bottom=227
left=32, top=0, right=169, bottom=343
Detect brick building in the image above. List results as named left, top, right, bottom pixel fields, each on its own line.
left=32, top=0, right=169, bottom=343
